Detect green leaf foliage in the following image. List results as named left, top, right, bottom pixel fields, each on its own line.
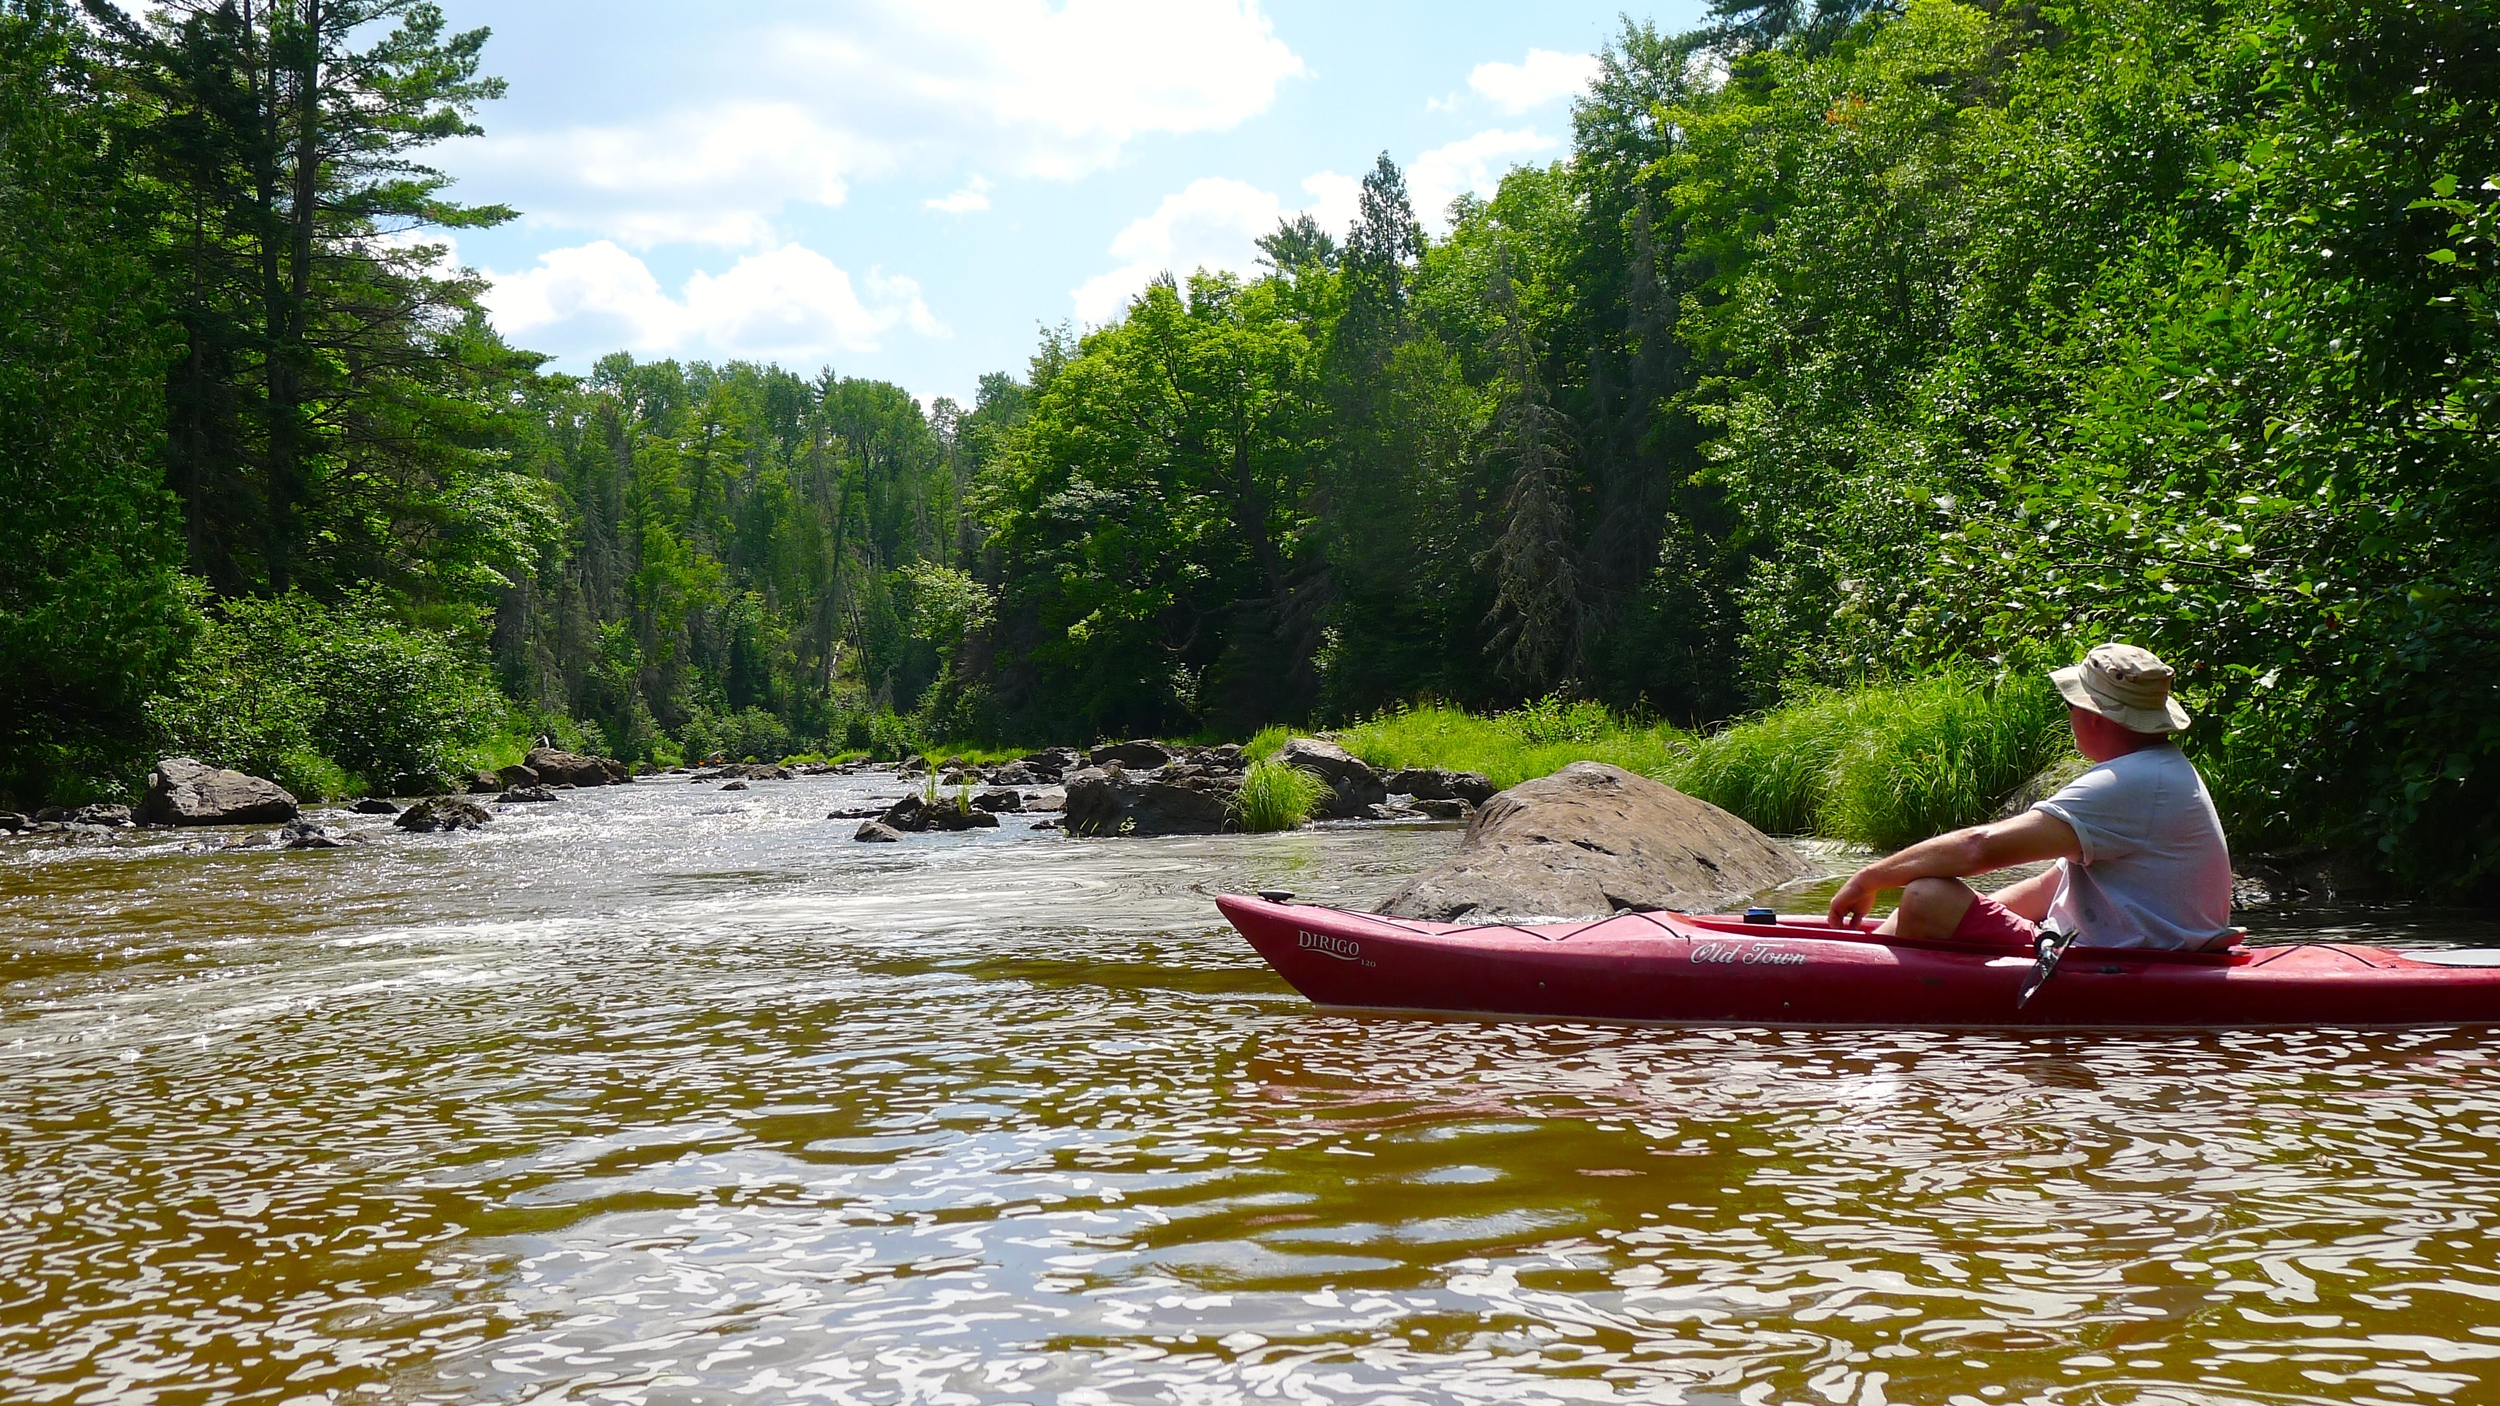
left=0, top=1, right=193, bottom=806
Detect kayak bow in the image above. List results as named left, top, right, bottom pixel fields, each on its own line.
left=1217, top=894, right=2500, bottom=1029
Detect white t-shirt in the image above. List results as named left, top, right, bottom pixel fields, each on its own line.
left=2033, top=744, right=2234, bottom=950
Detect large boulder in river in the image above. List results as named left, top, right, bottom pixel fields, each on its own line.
left=1374, top=762, right=1805, bottom=921
left=394, top=796, right=491, bottom=833
left=524, top=746, right=615, bottom=787
left=1062, top=766, right=1236, bottom=837
left=1277, top=738, right=1387, bottom=819
left=1089, top=739, right=1172, bottom=770
left=136, top=757, right=299, bottom=827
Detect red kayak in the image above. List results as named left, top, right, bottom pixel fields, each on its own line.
left=1217, top=894, right=2500, bottom=1029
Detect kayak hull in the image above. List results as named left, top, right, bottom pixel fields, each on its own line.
left=1216, top=895, right=2500, bottom=1030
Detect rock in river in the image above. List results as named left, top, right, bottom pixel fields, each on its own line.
left=395, top=797, right=492, bottom=833
left=36, top=804, right=132, bottom=828
left=281, top=818, right=364, bottom=850
left=524, top=746, right=622, bottom=787
left=1374, top=762, right=1805, bottom=921
left=1276, top=738, right=1387, bottom=819
left=498, top=785, right=560, bottom=803
left=865, top=793, right=1001, bottom=835
left=1089, top=740, right=1172, bottom=770
left=348, top=797, right=401, bottom=815
left=1062, top=767, right=1236, bottom=837
left=1383, top=767, right=1496, bottom=807
left=136, top=757, right=299, bottom=827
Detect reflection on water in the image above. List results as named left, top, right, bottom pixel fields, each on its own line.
left=5, top=778, right=2499, bottom=1404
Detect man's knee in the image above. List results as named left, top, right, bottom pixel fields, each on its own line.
left=1895, top=877, right=1978, bottom=939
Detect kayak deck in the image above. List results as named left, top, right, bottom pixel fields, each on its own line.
left=1216, top=894, right=2500, bottom=1030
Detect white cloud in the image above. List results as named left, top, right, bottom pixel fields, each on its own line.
left=1070, top=172, right=1354, bottom=325
left=1468, top=49, right=1601, bottom=114
left=480, top=242, right=681, bottom=352
left=1298, top=172, right=1363, bottom=240
left=1409, top=128, right=1562, bottom=230
left=459, top=0, right=1304, bottom=250
left=477, top=103, right=863, bottom=250
left=482, top=241, right=945, bottom=362
left=926, top=175, right=994, bottom=214
left=684, top=247, right=947, bottom=359
left=788, top=0, right=1306, bottom=180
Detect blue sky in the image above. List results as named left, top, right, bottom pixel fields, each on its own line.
left=426, top=1, right=1710, bottom=405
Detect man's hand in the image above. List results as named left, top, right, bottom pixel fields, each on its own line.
left=1822, top=809, right=2084, bottom=929
left=1828, top=869, right=1884, bottom=928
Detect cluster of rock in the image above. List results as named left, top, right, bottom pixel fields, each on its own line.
left=689, top=762, right=802, bottom=783
left=0, top=750, right=663, bottom=848
left=466, top=747, right=633, bottom=796
left=852, top=791, right=1007, bottom=842
left=1, top=803, right=137, bottom=833
left=396, top=796, right=493, bottom=833
left=844, top=737, right=1494, bottom=842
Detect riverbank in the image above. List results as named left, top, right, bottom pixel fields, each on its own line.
left=11, top=671, right=2363, bottom=900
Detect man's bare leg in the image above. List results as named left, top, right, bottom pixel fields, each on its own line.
left=1988, top=867, right=2058, bottom=922
left=1876, top=876, right=1980, bottom=939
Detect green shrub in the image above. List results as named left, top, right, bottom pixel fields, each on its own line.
left=149, top=590, right=497, bottom=797
left=865, top=709, right=924, bottom=761
left=1243, top=723, right=1291, bottom=760
left=1232, top=756, right=1330, bottom=832
left=1496, top=694, right=1617, bottom=745
left=679, top=706, right=791, bottom=765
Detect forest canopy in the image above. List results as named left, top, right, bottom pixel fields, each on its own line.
left=2, top=0, right=2494, bottom=888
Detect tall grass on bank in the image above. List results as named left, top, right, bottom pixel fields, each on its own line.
left=1327, top=677, right=2067, bottom=848
left=1335, top=697, right=1690, bottom=791
left=1672, top=677, right=2069, bottom=848
left=1243, top=724, right=1291, bottom=761
left=1232, top=757, right=1330, bottom=832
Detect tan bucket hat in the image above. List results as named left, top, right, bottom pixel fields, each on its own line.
left=2052, top=643, right=2192, bottom=733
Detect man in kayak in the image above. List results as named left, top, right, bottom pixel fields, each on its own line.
left=1826, top=644, right=2235, bottom=950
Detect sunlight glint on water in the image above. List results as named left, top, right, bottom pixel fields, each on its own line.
left=4, top=775, right=2499, bottom=1404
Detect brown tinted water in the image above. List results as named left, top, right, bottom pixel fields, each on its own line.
left=6, top=776, right=2500, bottom=1406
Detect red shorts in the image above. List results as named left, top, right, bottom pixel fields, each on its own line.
left=1951, top=893, right=2040, bottom=947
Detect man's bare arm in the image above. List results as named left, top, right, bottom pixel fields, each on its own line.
left=1827, top=809, right=2083, bottom=928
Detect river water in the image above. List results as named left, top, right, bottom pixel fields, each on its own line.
left=6, top=773, right=2500, bottom=1406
